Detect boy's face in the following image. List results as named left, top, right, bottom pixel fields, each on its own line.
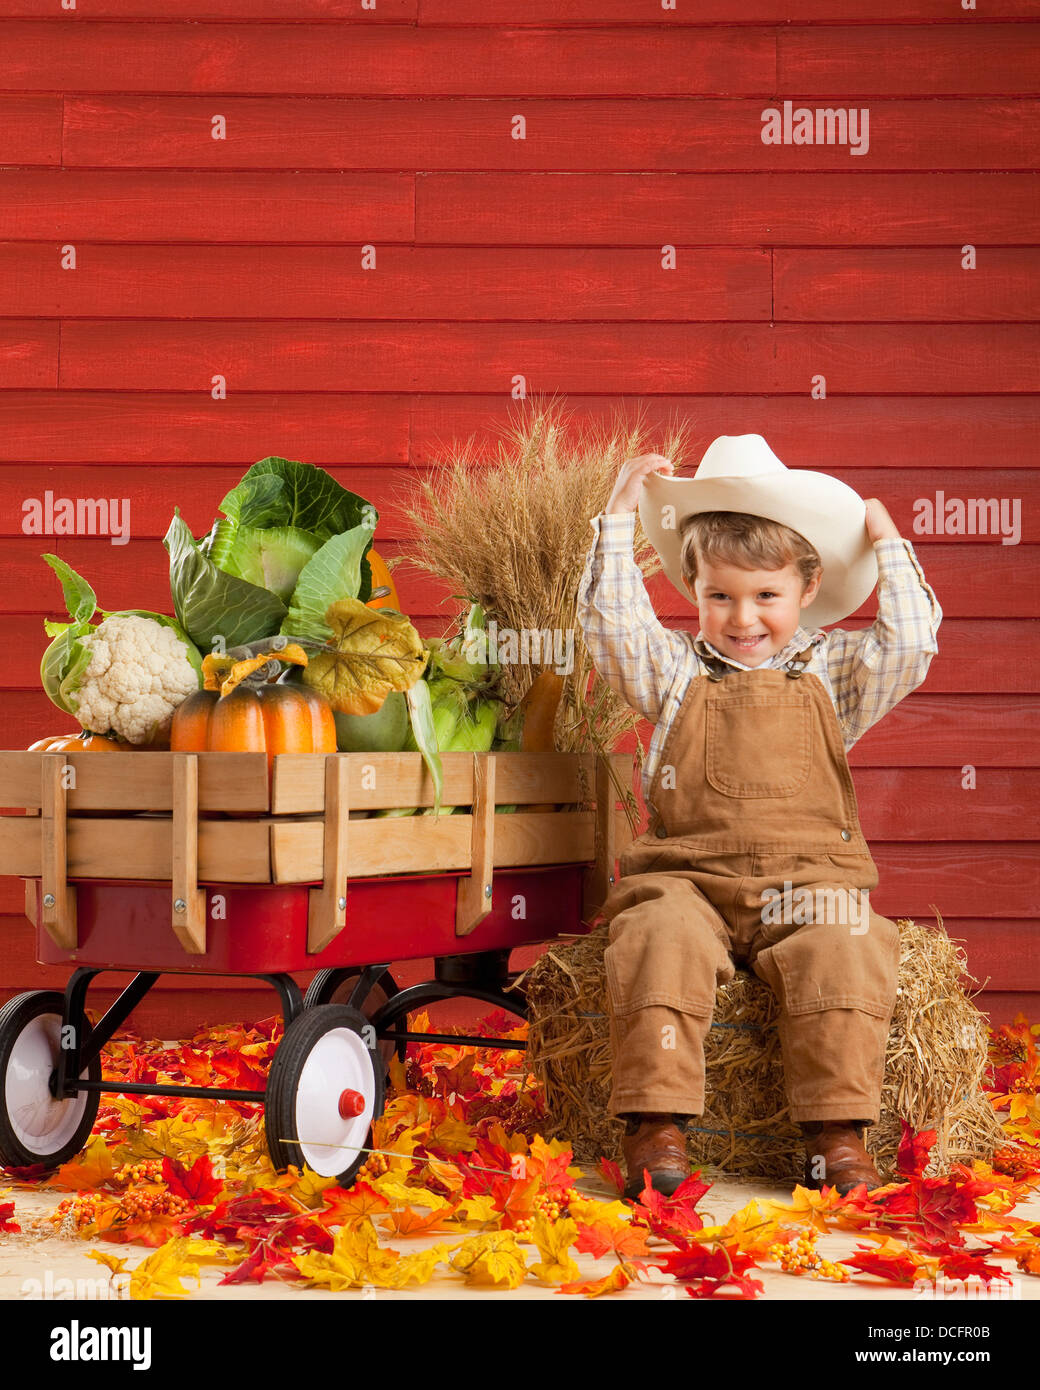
left=683, top=556, right=822, bottom=667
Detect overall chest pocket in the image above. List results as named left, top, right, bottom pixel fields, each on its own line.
left=705, top=690, right=812, bottom=798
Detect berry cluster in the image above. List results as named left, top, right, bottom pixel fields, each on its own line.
left=991, top=1034, right=1027, bottom=1065
left=1009, top=1077, right=1036, bottom=1095
left=114, top=1160, right=164, bottom=1186
left=768, top=1233, right=850, bottom=1282
left=53, top=1193, right=106, bottom=1230
left=356, top=1152, right=389, bottom=1182
left=992, top=1144, right=1038, bottom=1180
left=512, top=1186, right=580, bottom=1237
left=117, top=1187, right=194, bottom=1222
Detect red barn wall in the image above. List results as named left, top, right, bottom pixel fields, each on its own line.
left=0, top=2, right=1037, bottom=1034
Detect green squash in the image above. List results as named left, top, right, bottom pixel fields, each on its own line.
left=333, top=689, right=409, bottom=752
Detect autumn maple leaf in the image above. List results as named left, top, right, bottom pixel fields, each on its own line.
left=630, top=1171, right=710, bottom=1241
left=162, top=1154, right=224, bottom=1206
left=558, top=1263, right=634, bottom=1297
left=842, top=1239, right=933, bottom=1285
left=896, top=1118, right=938, bottom=1177
left=0, top=1201, right=19, bottom=1233
left=597, top=1157, right=625, bottom=1197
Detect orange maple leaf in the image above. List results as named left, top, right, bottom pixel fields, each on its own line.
left=558, top=1262, right=634, bottom=1297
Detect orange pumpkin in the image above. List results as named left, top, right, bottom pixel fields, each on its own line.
left=28, top=732, right=125, bottom=752
left=365, top=547, right=400, bottom=611
left=171, top=683, right=336, bottom=776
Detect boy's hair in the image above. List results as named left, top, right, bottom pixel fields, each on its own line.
left=679, top=510, right=822, bottom=592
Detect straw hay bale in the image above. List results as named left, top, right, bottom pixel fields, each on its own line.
left=520, top=914, right=1005, bottom=1184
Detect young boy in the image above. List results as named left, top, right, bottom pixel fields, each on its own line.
left=576, top=434, right=942, bottom=1199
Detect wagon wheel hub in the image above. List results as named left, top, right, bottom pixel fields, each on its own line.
left=338, top=1088, right=365, bottom=1119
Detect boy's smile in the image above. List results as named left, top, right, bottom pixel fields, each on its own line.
left=683, top=557, right=822, bottom=668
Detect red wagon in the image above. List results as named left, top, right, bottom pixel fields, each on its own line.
left=0, top=748, right=633, bottom=1187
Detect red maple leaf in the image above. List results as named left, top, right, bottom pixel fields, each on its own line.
left=653, top=1238, right=764, bottom=1299
left=597, top=1157, right=625, bottom=1197
left=843, top=1245, right=921, bottom=1284
left=896, top=1118, right=937, bottom=1177
left=0, top=1201, right=20, bottom=1233
left=631, top=1171, right=711, bottom=1240
left=162, top=1154, right=224, bottom=1206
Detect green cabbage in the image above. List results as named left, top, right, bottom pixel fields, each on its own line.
left=165, top=457, right=378, bottom=653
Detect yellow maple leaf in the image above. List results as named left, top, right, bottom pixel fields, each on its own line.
left=85, top=1250, right=127, bottom=1277
left=450, top=1194, right=500, bottom=1227
left=429, top=1118, right=478, bottom=1154
left=528, top=1211, right=581, bottom=1285
left=129, top=1238, right=201, bottom=1301
left=267, top=1164, right=339, bottom=1208
left=450, top=1231, right=528, bottom=1288
left=182, top=1238, right=239, bottom=1265
left=384, top=1242, right=461, bottom=1287
left=371, top=1175, right=449, bottom=1210
left=47, top=1134, right=119, bottom=1191
left=559, top=1262, right=634, bottom=1298
left=425, top=1157, right=466, bottom=1194
left=759, top=1183, right=846, bottom=1233
left=567, top=1196, right=633, bottom=1226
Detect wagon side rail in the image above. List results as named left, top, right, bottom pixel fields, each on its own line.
left=0, top=748, right=635, bottom=957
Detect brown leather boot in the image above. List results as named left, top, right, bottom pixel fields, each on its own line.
left=621, top=1113, right=691, bottom=1201
left=800, top=1120, right=881, bottom=1196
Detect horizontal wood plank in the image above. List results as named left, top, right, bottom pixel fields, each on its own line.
left=0, top=244, right=772, bottom=321
left=54, top=322, right=1040, bottom=393
left=0, top=394, right=1036, bottom=470
left=0, top=172, right=414, bottom=241
left=0, top=95, right=62, bottom=163
left=776, top=248, right=1040, bottom=322
left=0, top=321, right=57, bottom=388
left=270, top=807, right=634, bottom=882
left=0, top=22, right=775, bottom=95
left=779, top=24, right=1040, bottom=97
left=0, top=817, right=272, bottom=881
left=417, top=173, right=1040, bottom=245
left=0, top=751, right=269, bottom=812
left=270, top=750, right=631, bottom=813
left=2, top=464, right=1031, bottom=544
left=50, top=97, right=1040, bottom=172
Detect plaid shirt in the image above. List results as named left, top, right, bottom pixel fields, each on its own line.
left=576, top=512, right=943, bottom=818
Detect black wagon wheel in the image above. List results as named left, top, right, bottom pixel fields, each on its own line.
left=0, top=990, right=101, bottom=1172
left=303, top=967, right=401, bottom=1071
left=264, top=1004, right=384, bottom=1187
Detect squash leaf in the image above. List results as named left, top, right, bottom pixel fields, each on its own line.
left=301, top=600, right=426, bottom=717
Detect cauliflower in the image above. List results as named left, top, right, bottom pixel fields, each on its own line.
left=73, top=613, right=202, bottom=744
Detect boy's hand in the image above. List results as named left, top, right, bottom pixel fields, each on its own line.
left=864, top=497, right=901, bottom=543
left=606, top=453, right=675, bottom=515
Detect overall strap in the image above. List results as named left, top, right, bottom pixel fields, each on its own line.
left=702, top=641, right=820, bottom=682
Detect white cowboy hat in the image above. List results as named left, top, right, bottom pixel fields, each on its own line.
left=638, top=434, right=878, bottom=628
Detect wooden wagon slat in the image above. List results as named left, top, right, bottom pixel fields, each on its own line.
left=455, top=751, right=495, bottom=938
left=269, top=805, right=633, bottom=884
left=171, top=753, right=206, bottom=955
left=269, top=749, right=628, bottom=814
left=0, top=750, right=269, bottom=812
left=307, top=754, right=350, bottom=955
left=40, top=752, right=75, bottom=950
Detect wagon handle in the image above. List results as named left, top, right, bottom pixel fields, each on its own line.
left=171, top=753, right=207, bottom=954
left=455, top=751, right=496, bottom=938
left=307, top=754, right=350, bottom=954
left=40, top=752, right=76, bottom=950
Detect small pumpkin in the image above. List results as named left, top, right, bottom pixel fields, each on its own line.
left=171, top=683, right=337, bottom=775
left=28, top=732, right=125, bottom=752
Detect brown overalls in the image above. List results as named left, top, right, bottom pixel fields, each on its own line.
left=599, top=643, right=900, bottom=1125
